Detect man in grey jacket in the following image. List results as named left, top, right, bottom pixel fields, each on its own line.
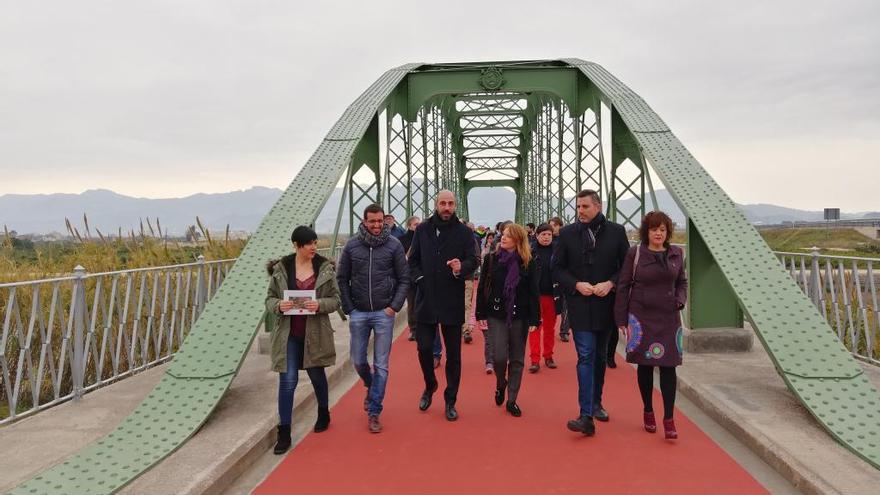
left=337, top=203, right=410, bottom=433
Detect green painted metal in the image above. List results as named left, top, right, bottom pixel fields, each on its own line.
left=14, top=60, right=880, bottom=494
left=10, top=63, right=422, bottom=495
left=686, top=219, right=744, bottom=329
left=564, top=58, right=879, bottom=467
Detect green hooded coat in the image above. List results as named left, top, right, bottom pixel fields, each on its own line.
left=265, top=254, right=340, bottom=371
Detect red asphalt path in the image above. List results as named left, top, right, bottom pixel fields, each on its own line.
left=256, top=329, right=769, bottom=494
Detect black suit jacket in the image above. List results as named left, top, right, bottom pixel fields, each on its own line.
left=552, top=217, right=630, bottom=332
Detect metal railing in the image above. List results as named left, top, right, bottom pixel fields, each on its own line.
left=0, top=246, right=343, bottom=425
left=0, top=256, right=236, bottom=425
left=776, top=248, right=879, bottom=365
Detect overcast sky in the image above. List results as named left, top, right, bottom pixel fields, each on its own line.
left=1, top=0, right=878, bottom=211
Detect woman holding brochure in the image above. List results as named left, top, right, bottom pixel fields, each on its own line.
left=265, top=225, right=341, bottom=454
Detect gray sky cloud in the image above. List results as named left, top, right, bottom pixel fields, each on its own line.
left=1, top=0, right=878, bottom=210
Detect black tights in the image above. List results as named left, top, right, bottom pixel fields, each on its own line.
left=637, top=365, right=676, bottom=420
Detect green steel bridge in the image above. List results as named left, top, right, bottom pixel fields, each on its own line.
left=10, top=59, right=880, bottom=493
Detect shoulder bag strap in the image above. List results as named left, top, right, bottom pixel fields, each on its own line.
left=628, top=245, right=640, bottom=299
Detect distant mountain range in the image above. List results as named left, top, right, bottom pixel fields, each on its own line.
left=0, top=187, right=281, bottom=236
left=1, top=186, right=877, bottom=236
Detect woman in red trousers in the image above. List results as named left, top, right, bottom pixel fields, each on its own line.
left=528, top=224, right=560, bottom=373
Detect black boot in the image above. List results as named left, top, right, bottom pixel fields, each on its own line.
left=273, top=424, right=292, bottom=454
left=593, top=404, right=610, bottom=422
left=566, top=415, right=596, bottom=436
left=314, top=406, right=330, bottom=433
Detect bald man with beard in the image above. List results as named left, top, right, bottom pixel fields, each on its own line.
left=408, top=190, right=479, bottom=421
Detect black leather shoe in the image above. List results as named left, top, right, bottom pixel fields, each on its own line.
left=593, top=405, right=610, bottom=422
left=419, top=383, right=438, bottom=411
left=607, top=357, right=617, bottom=369
left=445, top=403, right=459, bottom=421
left=566, top=415, right=596, bottom=436
left=506, top=402, right=522, bottom=417
left=560, top=333, right=570, bottom=342
left=273, top=424, right=292, bottom=454
left=494, top=387, right=504, bottom=406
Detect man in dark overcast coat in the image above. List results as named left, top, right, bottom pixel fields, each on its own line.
left=553, top=189, right=629, bottom=436
left=408, top=189, right=479, bottom=421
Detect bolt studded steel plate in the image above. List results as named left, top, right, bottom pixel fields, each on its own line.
left=10, top=64, right=419, bottom=495
left=566, top=59, right=879, bottom=469
left=11, top=375, right=231, bottom=494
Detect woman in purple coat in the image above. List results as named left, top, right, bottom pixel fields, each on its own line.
left=614, top=211, right=688, bottom=439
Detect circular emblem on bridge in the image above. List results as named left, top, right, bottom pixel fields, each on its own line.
left=479, top=67, right=505, bottom=91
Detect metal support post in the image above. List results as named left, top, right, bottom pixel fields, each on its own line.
left=809, top=246, right=822, bottom=309
left=196, top=255, right=208, bottom=317
left=72, top=265, right=87, bottom=401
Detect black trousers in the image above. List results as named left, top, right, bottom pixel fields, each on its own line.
left=607, top=327, right=619, bottom=361
left=416, top=322, right=462, bottom=404
left=406, top=287, right=417, bottom=328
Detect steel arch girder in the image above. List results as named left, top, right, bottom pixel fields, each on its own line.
left=563, top=58, right=880, bottom=469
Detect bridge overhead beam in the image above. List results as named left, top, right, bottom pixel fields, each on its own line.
left=406, top=66, right=583, bottom=122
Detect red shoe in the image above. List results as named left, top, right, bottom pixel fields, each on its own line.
left=643, top=412, right=657, bottom=433
left=663, top=418, right=678, bottom=439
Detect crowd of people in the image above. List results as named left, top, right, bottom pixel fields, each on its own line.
left=265, top=188, right=688, bottom=453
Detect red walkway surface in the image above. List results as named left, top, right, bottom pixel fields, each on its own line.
left=256, top=330, right=769, bottom=494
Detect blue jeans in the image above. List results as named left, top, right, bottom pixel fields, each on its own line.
left=349, top=309, right=395, bottom=417
left=573, top=331, right=598, bottom=417
left=278, top=337, right=328, bottom=426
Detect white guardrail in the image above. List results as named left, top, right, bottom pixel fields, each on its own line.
left=2, top=246, right=876, bottom=424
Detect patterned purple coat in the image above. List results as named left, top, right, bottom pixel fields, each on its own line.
left=614, top=244, right=688, bottom=367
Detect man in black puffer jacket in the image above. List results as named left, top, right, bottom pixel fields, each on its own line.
left=337, top=203, right=409, bottom=433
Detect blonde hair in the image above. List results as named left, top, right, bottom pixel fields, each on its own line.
left=502, top=223, right=532, bottom=267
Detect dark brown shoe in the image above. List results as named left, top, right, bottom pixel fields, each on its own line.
left=368, top=415, right=383, bottom=433
left=528, top=363, right=540, bottom=373
left=545, top=358, right=557, bottom=369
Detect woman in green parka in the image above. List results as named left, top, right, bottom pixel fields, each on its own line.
left=265, top=226, right=341, bottom=454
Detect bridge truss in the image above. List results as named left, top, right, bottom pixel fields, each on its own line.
left=12, top=60, right=879, bottom=494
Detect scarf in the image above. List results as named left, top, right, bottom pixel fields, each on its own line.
left=579, top=212, right=606, bottom=265
left=357, top=222, right=391, bottom=248
left=497, top=248, right=522, bottom=327
left=430, top=212, right=459, bottom=246
left=430, top=211, right=459, bottom=230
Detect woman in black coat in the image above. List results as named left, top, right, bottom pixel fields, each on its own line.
left=614, top=211, right=688, bottom=440
left=475, top=223, right=540, bottom=417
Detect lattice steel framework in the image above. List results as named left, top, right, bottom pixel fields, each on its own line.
left=13, top=59, right=880, bottom=495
